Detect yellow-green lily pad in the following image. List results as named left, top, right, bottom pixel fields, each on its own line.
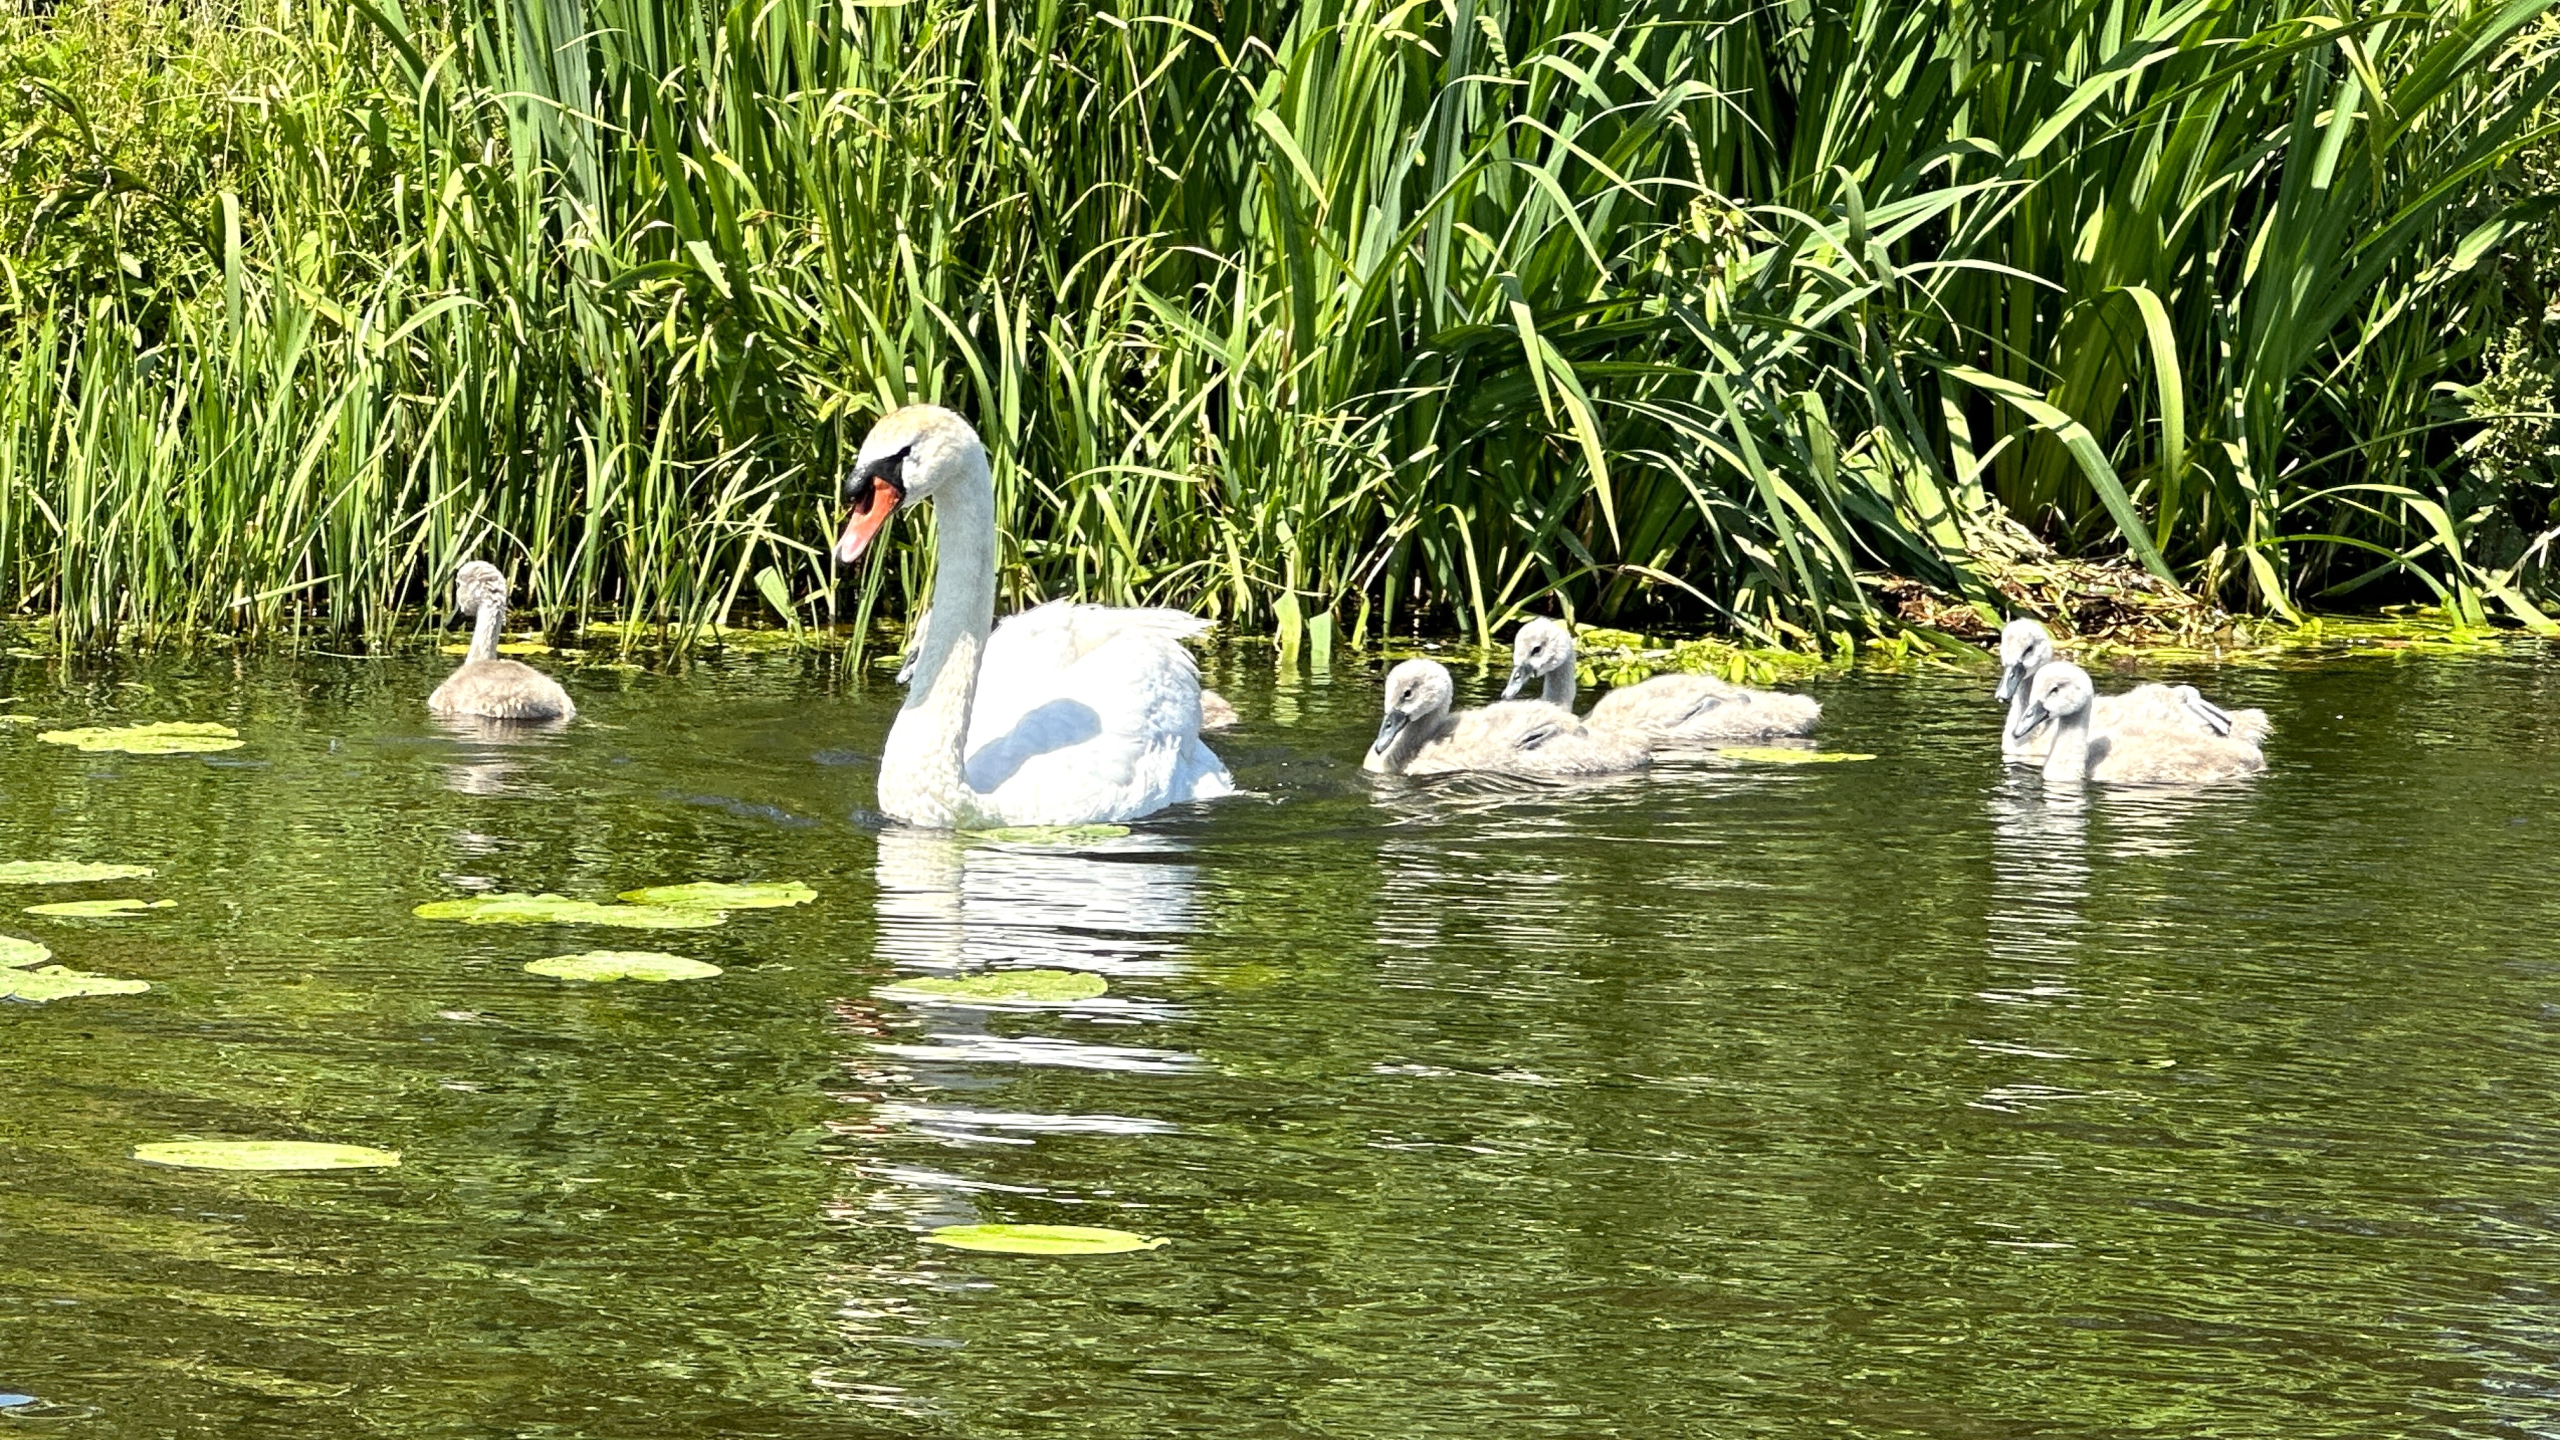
left=0, top=935, right=49, bottom=967
left=0, top=965, right=148, bottom=1002
left=132, top=1141, right=399, bottom=1171
left=615, top=881, right=815, bottom=910
left=923, top=1223, right=1168, bottom=1255
left=1713, top=747, right=1876, bottom=764
left=412, top=893, right=722, bottom=929
left=25, top=898, right=175, bottom=918
left=880, top=969, right=1108, bottom=1004
left=0, top=861, right=156, bottom=884
left=525, top=951, right=722, bottom=983
left=965, top=825, right=1133, bottom=844
left=38, top=722, right=242, bottom=755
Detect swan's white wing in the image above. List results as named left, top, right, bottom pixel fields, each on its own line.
left=969, top=601, right=1215, bottom=748
left=962, top=618, right=1232, bottom=825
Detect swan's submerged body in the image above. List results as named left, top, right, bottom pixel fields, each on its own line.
left=1504, top=619, right=1818, bottom=745
left=1995, top=619, right=2266, bottom=764
left=427, top=562, right=574, bottom=721
left=1368, top=659, right=1649, bottom=777
left=844, top=407, right=1231, bottom=828
left=2013, top=661, right=2267, bottom=786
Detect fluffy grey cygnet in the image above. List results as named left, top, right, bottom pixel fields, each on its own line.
left=1502, top=618, right=1817, bottom=744
left=1994, top=618, right=2267, bottom=763
left=1368, top=658, right=1648, bottom=777
left=427, top=561, right=575, bottom=721
left=2011, top=660, right=2264, bottom=786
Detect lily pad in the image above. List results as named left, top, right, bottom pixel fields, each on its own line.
left=0, top=965, right=149, bottom=1002
left=0, top=935, right=49, bottom=967
left=923, top=1223, right=1168, bottom=1255
left=525, top=951, right=722, bottom=983
left=0, top=861, right=156, bottom=884
left=1713, top=747, right=1876, bottom=764
left=881, top=969, right=1108, bottom=1005
left=132, top=1140, right=399, bottom=1172
left=965, top=825, right=1133, bottom=844
left=615, top=881, right=815, bottom=910
left=38, top=722, right=243, bottom=755
left=25, top=898, right=175, bottom=918
left=411, top=893, right=722, bottom=929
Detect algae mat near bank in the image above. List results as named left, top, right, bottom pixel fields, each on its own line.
left=0, top=646, right=2557, bottom=1437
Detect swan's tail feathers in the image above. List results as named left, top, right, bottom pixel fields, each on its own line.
left=1753, top=692, right=1821, bottom=735
left=1174, top=739, right=1237, bottom=803
left=2225, top=707, right=2272, bottom=745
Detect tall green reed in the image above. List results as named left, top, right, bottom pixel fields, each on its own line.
left=0, top=0, right=2552, bottom=649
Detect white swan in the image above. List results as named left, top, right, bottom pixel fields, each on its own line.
left=1995, top=619, right=2268, bottom=764
left=1367, top=658, right=1649, bottom=777
left=2012, top=661, right=2266, bottom=786
left=837, top=406, right=1233, bottom=828
left=427, top=561, right=574, bottom=721
left=900, top=604, right=1236, bottom=727
left=1501, top=619, right=1817, bottom=744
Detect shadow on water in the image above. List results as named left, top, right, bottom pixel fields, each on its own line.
left=5, top=645, right=2560, bottom=1434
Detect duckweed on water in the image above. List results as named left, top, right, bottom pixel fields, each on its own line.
left=880, top=969, right=1109, bottom=1005
left=923, top=1224, right=1169, bottom=1255
left=0, top=861, right=156, bottom=884
left=25, top=899, right=175, bottom=918
left=614, top=881, right=815, bottom=910
left=1713, top=748, right=1877, bottom=764
left=0, top=966, right=150, bottom=1002
left=525, top=951, right=722, bottom=982
left=966, top=825, right=1133, bottom=844
left=37, top=722, right=243, bottom=755
left=132, top=1141, right=400, bottom=1171
left=0, top=935, right=49, bottom=967
left=412, top=894, right=723, bottom=929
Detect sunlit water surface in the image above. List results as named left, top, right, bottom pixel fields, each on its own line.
left=6, top=644, right=2560, bottom=1436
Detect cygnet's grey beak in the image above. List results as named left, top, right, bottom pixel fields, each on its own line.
left=1501, top=664, right=1534, bottom=701
left=2183, top=693, right=2234, bottom=737
left=1371, top=710, right=1409, bottom=756
left=1994, top=661, right=2023, bottom=703
left=2007, top=699, right=2051, bottom=743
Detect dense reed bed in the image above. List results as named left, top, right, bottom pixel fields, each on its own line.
left=0, top=0, right=2554, bottom=649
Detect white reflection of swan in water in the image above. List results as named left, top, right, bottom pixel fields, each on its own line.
left=1969, top=775, right=2097, bottom=1114
left=430, top=713, right=568, bottom=798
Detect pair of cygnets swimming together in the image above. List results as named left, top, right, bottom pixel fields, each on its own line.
left=1362, top=615, right=2273, bottom=787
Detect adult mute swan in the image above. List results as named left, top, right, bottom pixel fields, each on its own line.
left=836, top=406, right=1233, bottom=828
left=1501, top=619, right=1817, bottom=744
left=2012, top=661, right=2266, bottom=786
left=1367, top=659, right=1649, bottom=777
left=1995, top=619, right=2267, bottom=763
left=899, top=606, right=1237, bottom=727
left=427, top=561, right=575, bottom=721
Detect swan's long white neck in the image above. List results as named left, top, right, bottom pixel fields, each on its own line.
left=879, top=452, right=997, bottom=828
left=2041, top=700, right=2092, bottom=783
left=468, top=595, right=504, bottom=662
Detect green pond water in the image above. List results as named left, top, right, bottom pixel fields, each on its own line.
left=6, top=643, right=2560, bottom=1436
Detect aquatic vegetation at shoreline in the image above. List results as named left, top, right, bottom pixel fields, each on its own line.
left=525, top=951, right=721, bottom=982
left=412, top=894, right=722, bottom=930
left=25, top=898, right=175, bottom=918
left=37, top=723, right=243, bottom=755
left=879, top=970, right=1110, bottom=1006
left=923, top=1224, right=1169, bottom=1256
left=0, top=862, right=157, bottom=884
left=615, top=882, right=814, bottom=910
left=0, top=965, right=148, bottom=1002
left=132, top=1141, right=400, bottom=1171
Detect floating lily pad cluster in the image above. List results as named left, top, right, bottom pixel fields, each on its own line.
left=525, top=951, right=722, bottom=983
left=37, top=721, right=243, bottom=755
left=1713, top=747, right=1876, bottom=764
left=413, top=878, right=813, bottom=932
left=880, top=969, right=1108, bottom=1005
left=0, top=861, right=162, bottom=1002
left=924, top=1224, right=1167, bottom=1255
left=133, top=1141, right=400, bottom=1171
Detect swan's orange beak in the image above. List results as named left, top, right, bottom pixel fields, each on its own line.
left=835, top=470, right=905, bottom=564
